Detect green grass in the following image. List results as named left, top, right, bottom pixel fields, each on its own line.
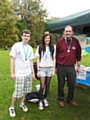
left=0, top=49, right=90, bottom=120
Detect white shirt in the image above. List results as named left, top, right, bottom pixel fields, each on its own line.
left=35, top=45, right=56, bottom=67
left=10, top=42, right=35, bottom=76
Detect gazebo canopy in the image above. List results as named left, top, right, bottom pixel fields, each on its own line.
left=46, top=9, right=90, bottom=36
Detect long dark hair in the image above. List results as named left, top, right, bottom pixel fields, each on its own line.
left=40, top=33, right=54, bottom=59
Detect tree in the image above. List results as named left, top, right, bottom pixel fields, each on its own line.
left=12, top=0, right=48, bottom=47
left=0, top=0, right=19, bottom=48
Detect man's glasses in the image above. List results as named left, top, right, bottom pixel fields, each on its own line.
left=22, top=35, right=30, bottom=38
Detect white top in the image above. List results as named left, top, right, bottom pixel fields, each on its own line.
left=10, top=42, right=35, bottom=76
left=35, top=45, right=56, bottom=67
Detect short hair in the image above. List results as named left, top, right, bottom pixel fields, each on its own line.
left=64, top=25, right=73, bottom=31
left=21, top=29, right=31, bottom=35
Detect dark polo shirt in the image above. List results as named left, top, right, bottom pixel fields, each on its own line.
left=56, top=37, right=81, bottom=66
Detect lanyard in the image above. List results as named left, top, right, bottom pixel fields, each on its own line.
left=22, top=42, right=28, bottom=60
left=44, top=47, right=50, bottom=59
left=65, top=37, right=72, bottom=52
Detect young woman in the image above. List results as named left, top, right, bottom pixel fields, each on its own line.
left=35, top=32, right=56, bottom=110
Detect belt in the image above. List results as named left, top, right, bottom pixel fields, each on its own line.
left=39, top=66, right=53, bottom=68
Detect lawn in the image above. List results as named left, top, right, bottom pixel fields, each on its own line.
left=0, top=49, right=90, bottom=120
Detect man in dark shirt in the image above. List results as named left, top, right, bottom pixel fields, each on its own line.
left=56, top=25, right=81, bottom=107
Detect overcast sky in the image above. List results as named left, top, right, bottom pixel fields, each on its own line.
left=42, top=0, right=90, bottom=18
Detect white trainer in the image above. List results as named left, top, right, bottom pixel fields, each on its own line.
left=9, top=107, right=16, bottom=117
left=38, top=101, right=43, bottom=110
left=43, top=99, right=49, bottom=107
left=20, top=104, right=28, bottom=112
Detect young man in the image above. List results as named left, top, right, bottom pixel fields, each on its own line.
left=56, top=25, right=81, bottom=107
left=9, top=29, right=35, bottom=117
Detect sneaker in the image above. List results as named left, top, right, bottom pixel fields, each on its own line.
left=43, top=99, right=49, bottom=107
left=38, top=101, right=43, bottom=110
left=9, top=107, right=16, bottom=117
left=20, top=103, right=28, bottom=112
